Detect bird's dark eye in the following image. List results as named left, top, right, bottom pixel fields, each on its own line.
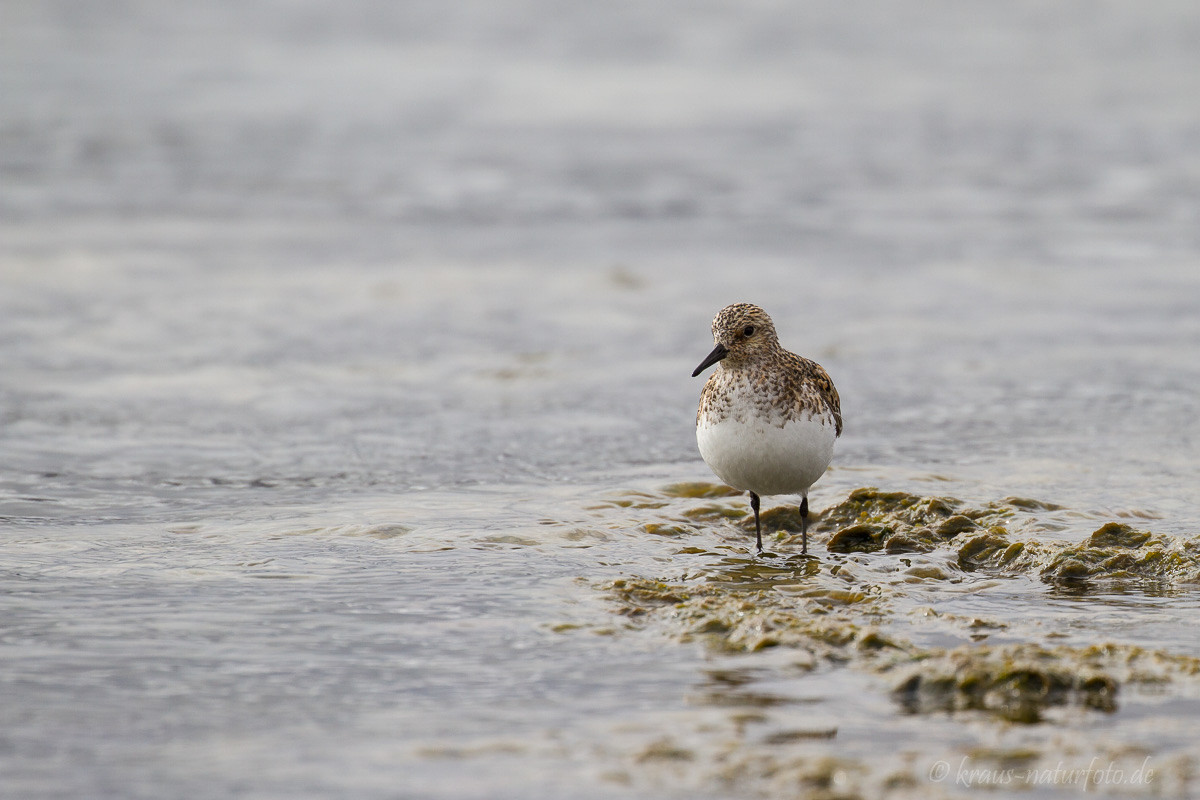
left=743, top=325, right=755, bottom=337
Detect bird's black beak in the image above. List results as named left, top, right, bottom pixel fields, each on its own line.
left=692, top=343, right=729, bottom=377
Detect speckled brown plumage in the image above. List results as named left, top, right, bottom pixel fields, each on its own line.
left=696, top=303, right=842, bottom=436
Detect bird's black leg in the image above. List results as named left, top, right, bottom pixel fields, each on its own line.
left=799, top=496, right=809, bottom=555
left=749, top=491, right=762, bottom=553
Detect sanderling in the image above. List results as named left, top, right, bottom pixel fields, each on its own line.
left=692, top=303, right=842, bottom=554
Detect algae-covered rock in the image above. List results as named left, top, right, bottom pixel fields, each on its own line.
left=890, top=643, right=1119, bottom=723
left=635, top=738, right=695, bottom=763
left=659, top=481, right=744, bottom=499
left=814, top=488, right=1013, bottom=555
left=609, top=483, right=1200, bottom=715
left=626, top=483, right=1200, bottom=594
left=937, top=514, right=982, bottom=538
left=956, top=532, right=1033, bottom=571
left=610, top=578, right=692, bottom=608
left=619, top=480, right=1200, bottom=596
left=1040, top=522, right=1200, bottom=587
left=594, top=482, right=1200, bottom=800
left=888, top=641, right=1200, bottom=724
left=1087, top=522, right=1153, bottom=548
left=883, top=529, right=939, bottom=554
left=904, top=564, right=951, bottom=581
left=943, top=517, right=1200, bottom=590
left=826, top=522, right=892, bottom=553
left=642, top=522, right=695, bottom=538
left=815, top=487, right=960, bottom=531
left=606, top=567, right=889, bottom=658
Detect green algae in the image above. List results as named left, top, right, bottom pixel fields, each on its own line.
left=609, top=578, right=692, bottom=609
left=662, top=484, right=1200, bottom=591
left=605, top=481, right=1200, bottom=594
left=635, top=738, right=695, bottom=763
left=598, top=482, right=1200, bottom=727
left=703, top=554, right=821, bottom=590
left=1038, top=522, right=1200, bottom=588
left=813, top=488, right=1019, bottom=555
left=608, top=568, right=1199, bottom=723
left=762, top=728, right=838, bottom=744
left=1088, top=522, right=1154, bottom=548
left=902, top=564, right=952, bottom=581
left=660, top=481, right=744, bottom=499
left=826, top=522, right=892, bottom=553
left=609, top=573, right=888, bottom=656
left=815, top=488, right=975, bottom=533
left=956, top=531, right=1036, bottom=571
left=592, top=481, right=1200, bottom=797
left=889, top=642, right=1200, bottom=723
left=641, top=522, right=694, bottom=538
left=742, top=504, right=807, bottom=534
left=937, top=514, right=983, bottom=536
left=601, top=482, right=1200, bottom=723
left=609, top=565, right=1200, bottom=725
left=889, top=644, right=1120, bottom=723
left=948, top=520, right=1200, bottom=589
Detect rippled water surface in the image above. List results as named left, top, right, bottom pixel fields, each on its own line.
left=4, top=2, right=1200, bottom=798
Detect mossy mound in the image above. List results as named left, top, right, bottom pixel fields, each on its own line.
left=950, top=521, right=1200, bottom=590
left=890, top=644, right=1119, bottom=723
left=888, top=642, right=1200, bottom=723
left=956, top=531, right=1042, bottom=572
left=609, top=574, right=889, bottom=655
left=813, top=488, right=1013, bottom=554
left=816, top=488, right=961, bottom=531
left=1040, top=523, right=1200, bottom=587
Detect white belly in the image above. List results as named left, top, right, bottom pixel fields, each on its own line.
left=696, top=414, right=836, bottom=497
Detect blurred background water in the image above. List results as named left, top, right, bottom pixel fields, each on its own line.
left=3, top=1, right=1200, bottom=798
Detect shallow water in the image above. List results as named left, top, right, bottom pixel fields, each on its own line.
left=4, top=1, right=1200, bottom=798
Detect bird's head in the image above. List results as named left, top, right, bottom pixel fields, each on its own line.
left=692, top=303, right=779, bottom=377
